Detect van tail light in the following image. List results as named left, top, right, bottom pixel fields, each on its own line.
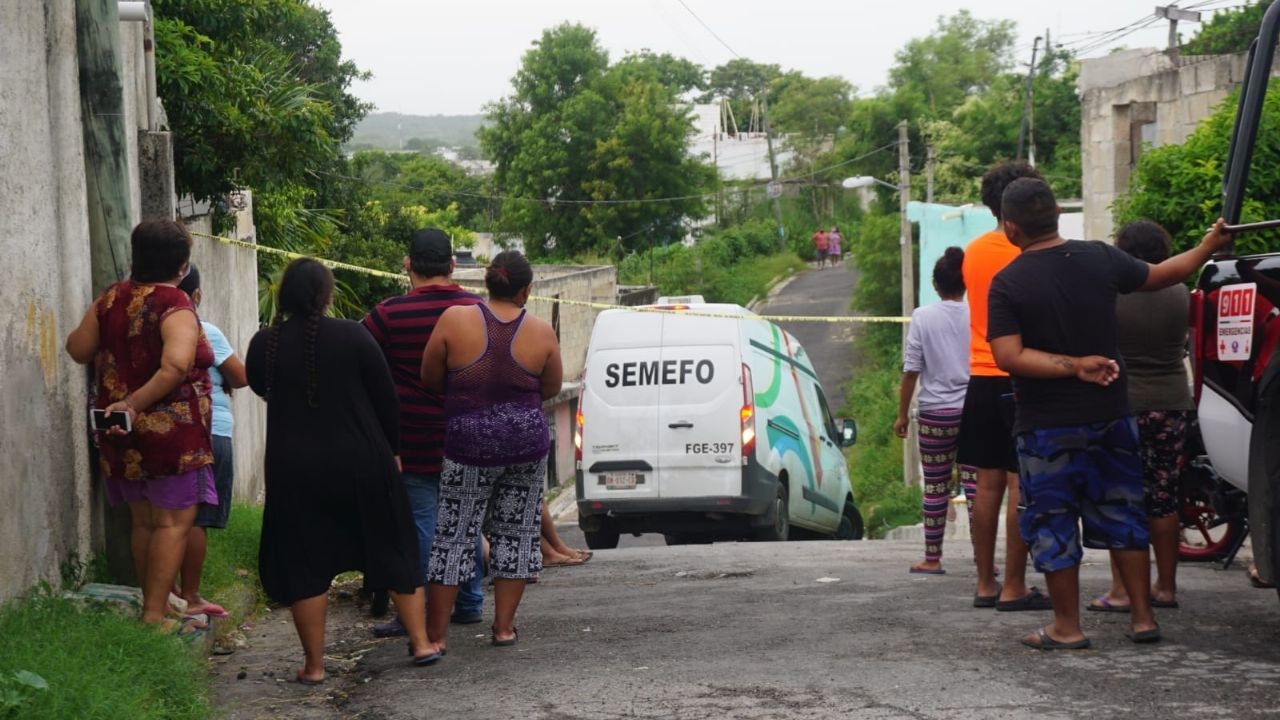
left=740, top=364, right=756, bottom=457
left=1190, top=288, right=1205, bottom=405
left=574, top=402, right=584, bottom=464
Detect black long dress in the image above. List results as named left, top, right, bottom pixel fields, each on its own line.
left=246, top=317, right=420, bottom=604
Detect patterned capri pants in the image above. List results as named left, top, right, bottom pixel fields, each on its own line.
left=427, top=458, right=546, bottom=585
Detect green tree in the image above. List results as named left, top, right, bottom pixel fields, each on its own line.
left=769, top=73, right=854, bottom=139
left=888, top=10, right=1016, bottom=119
left=480, top=23, right=715, bottom=259
left=1183, top=2, right=1268, bottom=55
left=700, top=58, right=783, bottom=134
left=152, top=0, right=368, bottom=202
left=613, top=50, right=705, bottom=96
left=1115, top=87, right=1280, bottom=256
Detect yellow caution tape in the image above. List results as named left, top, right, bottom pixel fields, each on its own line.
left=193, top=231, right=910, bottom=324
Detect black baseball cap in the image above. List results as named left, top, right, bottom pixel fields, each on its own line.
left=409, top=228, right=453, bottom=263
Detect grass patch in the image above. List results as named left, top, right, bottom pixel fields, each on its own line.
left=0, top=591, right=210, bottom=719
left=843, top=360, right=923, bottom=538
left=201, top=502, right=265, bottom=608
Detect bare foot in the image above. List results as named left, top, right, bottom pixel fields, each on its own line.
left=910, top=561, right=944, bottom=574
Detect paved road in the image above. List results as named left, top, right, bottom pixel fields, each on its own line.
left=757, top=262, right=861, bottom=403
left=212, top=539, right=1280, bottom=719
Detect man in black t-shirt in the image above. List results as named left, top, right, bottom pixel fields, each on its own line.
left=987, top=178, right=1229, bottom=650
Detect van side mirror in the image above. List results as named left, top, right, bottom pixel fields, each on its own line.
left=840, top=418, right=858, bottom=447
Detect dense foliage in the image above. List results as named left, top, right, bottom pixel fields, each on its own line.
left=1183, top=2, right=1268, bottom=56
left=480, top=24, right=717, bottom=260
left=1114, top=87, right=1280, bottom=255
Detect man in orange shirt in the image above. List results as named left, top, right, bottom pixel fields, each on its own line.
left=957, top=162, right=1051, bottom=612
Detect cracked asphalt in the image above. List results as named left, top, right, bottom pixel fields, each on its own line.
left=211, top=537, right=1280, bottom=719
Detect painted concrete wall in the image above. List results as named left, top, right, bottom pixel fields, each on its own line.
left=186, top=204, right=267, bottom=502
left=0, top=2, right=96, bottom=599
left=1079, top=48, right=1280, bottom=242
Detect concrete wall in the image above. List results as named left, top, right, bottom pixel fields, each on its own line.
left=0, top=3, right=96, bottom=600
left=1079, top=48, right=1279, bottom=241
left=186, top=202, right=267, bottom=502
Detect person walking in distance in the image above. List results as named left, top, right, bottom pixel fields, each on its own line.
left=421, top=251, right=563, bottom=652
left=988, top=178, right=1230, bottom=648
left=957, top=162, right=1051, bottom=612
left=827, top=226, right=844, bottom=266
left=362, top=229, right=488, bottom=638
left=812, top=227, right=830, bottom=269
left=176, top=265, right=248, bottom=619
left=896, top=248, right=971, bottom=575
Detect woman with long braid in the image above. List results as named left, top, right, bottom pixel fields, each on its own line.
left=246, top=259, right=437, bottom=684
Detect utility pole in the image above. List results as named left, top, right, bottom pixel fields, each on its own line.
left=897, top=120, right=913, bottom=345
left=1016, top=36, right=1041, bottom=163
left=760, top=86, right=786, bottom=251
left=1156, top=5, right=1201, bottom=64
left=925, top=146, right=935, bottom=204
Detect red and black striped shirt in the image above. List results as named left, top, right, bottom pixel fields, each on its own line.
left=362, top=284, right=483, bottom=474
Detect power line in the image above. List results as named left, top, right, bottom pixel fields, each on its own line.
left=673, top=0, right=741, bottom=59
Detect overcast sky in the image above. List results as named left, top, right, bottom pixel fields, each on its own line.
left=311, top=0, right=1243, bottom=116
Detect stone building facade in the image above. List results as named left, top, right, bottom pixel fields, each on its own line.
left=1079, top=47, right=1280, bottom=242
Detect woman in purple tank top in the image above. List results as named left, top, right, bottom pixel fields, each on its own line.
left=419, top=251, right=563, bottom=654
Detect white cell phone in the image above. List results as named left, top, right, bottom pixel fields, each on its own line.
left=90, top=408, right=132, bottom=433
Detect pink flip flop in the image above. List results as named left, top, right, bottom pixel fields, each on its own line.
left=191, top=602, right=230, bottom=618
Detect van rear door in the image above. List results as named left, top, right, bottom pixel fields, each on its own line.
left=581, top=311, right=663, bottom=503
left=655, top=314, right=743, bottom=499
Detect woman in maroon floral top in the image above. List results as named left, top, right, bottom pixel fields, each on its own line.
left=66, top=219, right=216, bottom=626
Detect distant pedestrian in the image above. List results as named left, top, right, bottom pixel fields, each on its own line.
left=361, top=228, right=488, bottom=639
left=812, top=227, right=830, bottom=268
left=247, top=258, right=437, bottom=683
left=896, top=247, right=970, bottom=575
left=421, top=250, right=563, bottom=652
left=1087, top=220, right=1191, bottom=614
left=176, top=264, right=248, bottom=619
left=988, top=178, right=1230, bottom=649
left=64, top=219, right=216, bottom=629
left=827, top=226, right=843, bottom=265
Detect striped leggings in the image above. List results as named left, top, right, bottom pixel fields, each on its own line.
left=918, top=408, right=975, bottom=562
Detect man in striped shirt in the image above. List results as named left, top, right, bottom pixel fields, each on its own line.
left=362, top=228, right=486, bottom=637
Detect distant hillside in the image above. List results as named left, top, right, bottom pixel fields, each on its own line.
left=349, top=112, right=486, bottom=151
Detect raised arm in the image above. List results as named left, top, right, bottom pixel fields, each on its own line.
left=1142, top=218, right=1231, bottom=291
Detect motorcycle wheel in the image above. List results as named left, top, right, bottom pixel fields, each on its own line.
left=1179, top=493, right=1243, bottom=562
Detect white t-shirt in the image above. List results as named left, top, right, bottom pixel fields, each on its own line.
left=903, top=300, right=970, bottom=410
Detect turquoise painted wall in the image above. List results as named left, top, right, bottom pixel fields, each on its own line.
left=907, top=201, right=997, bottom=307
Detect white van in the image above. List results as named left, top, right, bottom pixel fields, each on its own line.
left=574, top=298, right=862, bottom=548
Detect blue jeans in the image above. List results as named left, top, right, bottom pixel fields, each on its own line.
left=403, top=472, right=484, bottom=615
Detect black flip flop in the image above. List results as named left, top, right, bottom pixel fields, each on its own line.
left=1126, top=626, right=1162, bottom=644
left=295, top=672, right=325, bottom=686
left=973, top=583, right=1002, bottom=608
left=1021, top=628, right=1091, bottom=651
left=1150, top=597, right=1179, bottom=609
left=491, top=626, right=518, bottom=647
left=997, top=587, right=1054, bottom=612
